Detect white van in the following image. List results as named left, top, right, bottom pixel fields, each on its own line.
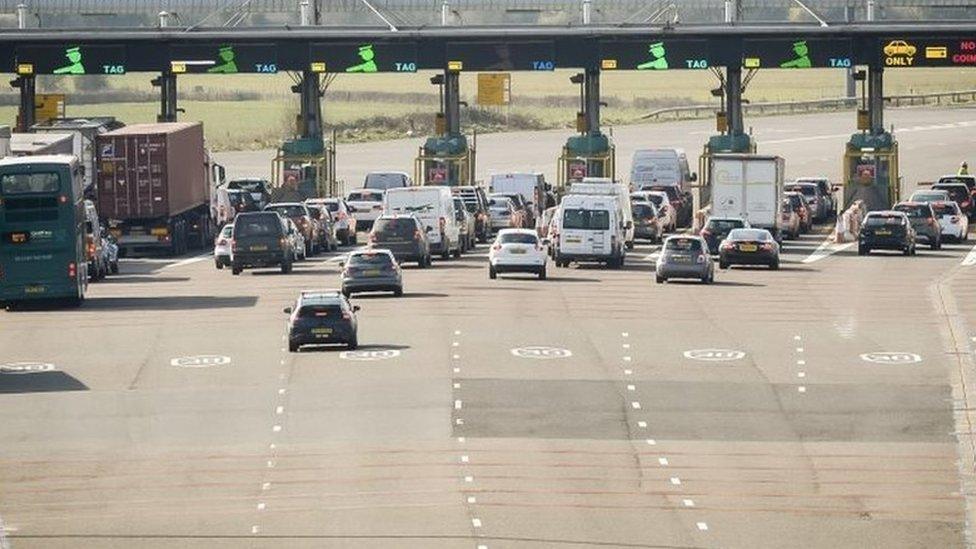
left=554, top=193, right=626, bottom=268
left=489, top=172, right=547, bottom=220
left=630, top=148, right=696, bottom=193
left=384, top=186, right=462, bottom=258
left=568, top=178, right=635, bottom=248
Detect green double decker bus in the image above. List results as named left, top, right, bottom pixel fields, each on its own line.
left=0, top=155, right=88, bottom=307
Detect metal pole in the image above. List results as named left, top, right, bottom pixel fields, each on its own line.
left=16, top=3, right=28, bottom=29
left=726, top=66, right=743, bottom=136
left=844, top=6, right=855, bottom=98
left=444, top=70, right=461, bottom=135
left=15, top=75, right=35, bottom=131
left=441, top=0, right=450, bottom=26
left=724, top=0, right=733, bottom=23
left=300, top=0, right=312, bottom=26
left=866, top=0, right=876, bottom=21
left=584, top=68, right=600, bottom=135
left=297, top=0, right=322, bottom=139
left=868, top=65, right=884, bottom=133
left=582, top=0, right=592, bottom=24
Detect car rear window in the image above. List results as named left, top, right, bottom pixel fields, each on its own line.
left=235, top=215, right=280, bottom=237
left=932, top=185, right=969, bottom=201
left=728, top=229, right=768, bottom=241
left=489, top=198, right=511, bottom=209
left=932, top=202, right=960, bottom=215
left=364, top=173, right=407, bottom=190
left=349, top=252, right=393, bottom=266
left=939, top=176, right=975, bottom=189
left=298, top=304, right=342, bottom=318
left=563, top=208, right=610, bottom=230
left=786, top=185, right=816, bottom=196
left=665, top=238, right=702, bottom=251
left=500, top=232, right=538, bottom=244
left=894, top=204, right=932, bottom=218
left=707, top=219, right=744, bottom=231
left=348, top=191, right=383, bottom=201
left=229, top=180, right=266, bottom=193
left=374, top=218, right=417, bottom=238
left=323, top=201, right=340, bottom=212
left=865, top=215, right=904, bottom=226
left=645, top=195, right=665, bottom=207
left=912, top=192, right=948, bottom=202
left=267, top=205, right=307, bottom=218
left=632, top=203, right=655, bottom=218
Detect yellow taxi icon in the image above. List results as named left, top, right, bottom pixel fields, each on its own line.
left=884, top=40, right=917, bottom=57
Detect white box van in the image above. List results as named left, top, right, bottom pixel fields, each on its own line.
left=568, top=178, right=635, bottom=248
left=384, top=186, right=461, bottom=258
left=710, top=154, right=785, bottom=240
left=554, top=193, right=626, bottom=268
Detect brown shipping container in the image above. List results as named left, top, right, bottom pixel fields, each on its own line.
left=96, top=122, right=208, bottom=220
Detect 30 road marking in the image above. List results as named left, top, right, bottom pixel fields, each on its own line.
left=511, top=346, right=573, bottom=359
left=860, top=351, right=922, bottom=364
left=631, top=401, right=642, bottom=409
left=697, top=522, right=709, bottom=531
left=683, top=499, right=695, bottom=507
left=169, top=355, right=230, bottom=368
left=471, top=518, right=482, bottom=528
left=0, top=362, right=55, bottom=374
left=340, top=349, right=401, bottom=361
left=684, top=349, right=745, bottom=362
left=659, top=457, right=669, bottom=466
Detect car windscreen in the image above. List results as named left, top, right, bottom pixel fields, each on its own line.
left=912, top=192, right=947, bottom=202
left=323, top=201, right=340, bottom=212
left=665, top=238, right=702, bottom=251
left=932, top=185, right=969, bottom=201
left=235, top=215, right=280, bottom=237
left=349, top=253, right=393, bottom=266
left=364, top=173, right=407, bottom=190
left=728, top=229, right=768, bottom=241
left=374, top=218, right=417, bottom=238
left=267, top=205, right=306, bottom=218
left=707, top=219, right=744, bottom=231
left=462, top=200, right=479, bottom=213
left=786, top=185, right=816, bottom=196
left=632, top=203, right=655, bottom=218
left=489, top=199, right=511, bottom=210
left=228, top=180, right=265, bottom=193
left=562, top=208, right=610, bottom=230
left=499, top=233, right=537, bottom=244
left=348, top=191, right=383, bottom=202
left=932, top=203, right=959, bottom=215
left=645, top=195, right=665, bottom=207
left=865, top=215, right=904, bottom=226
left=0, top=172, right=60, bottom=194
left=894, top=204, right=931, bottom=218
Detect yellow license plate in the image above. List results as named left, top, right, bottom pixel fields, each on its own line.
left=875, top=230, right=891, bottom=235
left=739, top=244, right=757, bottom=252
left=250, top=245, right=268, bottom=251
left=510, top=248, right=526, bottom=254
left=25, top=285, right=46, bottom=294
left=365, top=269, right=382, bottom=276
left=312, top=328, right=332, bottom=335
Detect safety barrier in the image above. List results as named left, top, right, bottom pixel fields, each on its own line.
left=641, top=89, right=976, bottom=122
left=833, top=200, right=867, bottom=243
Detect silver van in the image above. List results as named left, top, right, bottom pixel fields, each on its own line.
left=629, top=148, right=696, bottom=194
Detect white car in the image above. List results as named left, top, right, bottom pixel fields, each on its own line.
left=214, top=224, right=233, bottom=269
left=307, top=198, right=357, bottom=246
left=635, top=191, right=676, bottom=232
left=932, top=200, right=969, bottom=242
left=285, top=218, right=307, bottom=261
left=489, top=229, right=547, bottom=280
left=346, top=189, right=385, bottom=232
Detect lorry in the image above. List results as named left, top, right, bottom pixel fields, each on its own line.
left=708, top=154, right=785, bottom=240
left=96, top=122, right=222, bottom=256
left=566, top=177, right=635, bottom=249
left=11, top=132, right=74, bottom=157
left=32, top=117, right=124, bottom=195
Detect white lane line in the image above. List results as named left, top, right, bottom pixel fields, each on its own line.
left=457, top=436, right=465, bottom=443
left=963, top=242, right=976, bottom=266
left=478, top=545, right=489, bottom=549
left=624, top=369, right=633, bottom=375
left=796, top=347, right=804, bottom=353
left=464, top=475, right=474, bottom=483
left=627, top=384, right=636, bottom=391
left=683, top=499, right=696, bottom=507
left=266, top=460, right=275, bottom=468
left=275, top=406, right=284, bottom=415
left=278, top=388, right=286, bottom=395
left=622, top=332, right=629, bottom=337
left=454, top=330, right=462, bottom=336
left=623, top=343, right=631, bottom=349
left=453, top=382, right=461, bottom=389
left=272, top=425, right=282, bottom=432
left=471, top=518, right=482, bottom=528
left=257, top=503, right=266, bottom=510
left=623, top=356, right=632, bottom=362
left=453, top=367, right=461, bottom=373
left=798, top=372, right=806, bottom=378
left=802, top=239, right=855, bottom=264
left=670, top=477, right=682, bottom=485
left=794, top=335, right=802, bottom=341
left=452, top=341, right=460, bottom=347
left=658, top=457, right=670, bottom=466
left=455, top=400, right=463, bottom=410
left=697, top=522, right=709, bottom=531
left=160, top=252, right=211, bottom=270
left=467, top=496, right=477, bottom=503
left=638, top=421, right=647, bottom=428
left=798, top=386, right=807, bottom=393
left=631, top=401, right=642, bottom=409
left=456, top=418, right=464, bottom=425
left=452, top=354, right=460, bottom=360
left=262, top=482, right=270, bottom=490
left=646, top=439, right=657, bottom=445
left=460, top=455, right=469, bottom=463
left=797, top=360, right=806, bottom=365
left=251, top=525, right=260, bottom=534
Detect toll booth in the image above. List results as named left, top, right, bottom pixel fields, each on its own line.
left=843, top=132, right=899, bottom=211
left=414, top=131, right=476, bottom=186
left=558, top=133, right=615, bottom=188
left=271, top=134, right=337, bottom=201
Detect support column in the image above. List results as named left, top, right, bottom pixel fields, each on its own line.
left=13, top=74, right=35, bottom=131
left=868, top=65, right=884, bottom=134
left=443, top=69, right=461, bottom=135
left=725, top=66, right=744, bottom=138
left=584, top=68, right=600, bottom=136
left=298, top=70, right=323, bottom=139
left=152, top=72, right=178, bottom=122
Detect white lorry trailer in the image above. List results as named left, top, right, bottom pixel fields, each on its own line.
left=708, top=154, right=785, bottom=240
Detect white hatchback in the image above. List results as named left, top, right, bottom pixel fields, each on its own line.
left=214, top=224, right=233, bottom=269
left=932, top=200, right=969, bottom=242
left=346, top=189, right=385, bottom=232
left=488, top=229, right=547, bottom=280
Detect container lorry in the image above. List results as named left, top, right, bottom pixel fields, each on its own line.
left=708, top=154, right=785, bottom=240
left=96, top=122, right=221, bottom=256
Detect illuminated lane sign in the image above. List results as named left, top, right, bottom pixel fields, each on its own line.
left=16, top=45, right=127, bottom=75
left=881, top=38, right=976, bottom=67
left=170, top=44, right=278, bottom=74
left=446, top=41, right=555, bottom=71
left=310, top=42, right=417, bottom=73
left=742, top=39, right=853, bottom=69
left=600, top=40, right=711, bottom=70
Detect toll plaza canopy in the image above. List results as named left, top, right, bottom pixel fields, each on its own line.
left=4, top=23, right=976, bottom=75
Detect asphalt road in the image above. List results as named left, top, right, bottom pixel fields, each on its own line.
left=3, top=108, right=976, bottom=548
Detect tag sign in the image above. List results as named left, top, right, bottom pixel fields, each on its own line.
left=169, top=355, right=231, bottom=368
left=511, top=346, right=573, bottom=359
left=340, top=350, right=401, bottom=361
left=860, top=352, right=921, bottom=365
left=0, top=362, right=55, bottom=374
left=683, top=349, right=746, bottom=362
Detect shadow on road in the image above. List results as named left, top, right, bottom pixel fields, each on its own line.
left=0, top=371, right=88, bottom=393
left=350, top=292, right=448, bottom=299
left=83, top=295, right=258, bottom=311
left=101, top=276, right=192, bottom=284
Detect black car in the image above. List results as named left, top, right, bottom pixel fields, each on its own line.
left=285, top=291, right=359, bottom=351
left=230, top=212, right=295, bottom=275
left=700, top=216, right=748, bottom=255
left=368, top=215, right=431, bottom=267
left=931, top=182, right=973, bottom=215
left=893, top=201, right=941, bottom=250
left=858, top=211, right=916, bottom=256
left=718, top=228, right=780, bottom=269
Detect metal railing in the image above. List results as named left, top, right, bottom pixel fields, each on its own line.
left=642, top=89, right=976, bottom=122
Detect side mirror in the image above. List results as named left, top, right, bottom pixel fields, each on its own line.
left=690, top=173, right=698, bottom=182
left=426, top=226, right=434, bottom=233
left=352, top=305, right=361, bottom=312
left=283, top=307, right=292, bottom=314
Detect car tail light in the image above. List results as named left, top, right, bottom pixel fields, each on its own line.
left=413, top=230, right=422, bottom=241
left=87, top=241, right=95, bottom=259
left=280, top=237, right=288, bottom=248
left=217, top=238, right=227, bottom=246
left=342, top=312, right=352, bottom=320
left=721, top=242, right=734, bottom=250
left=761, top=242, right=774, bottom=251
left=230, top=239, right=237, bottom=252
left=68, top=262, right=77, bottom=278
left=701, top=229, right=712, bottom=236
left=439, top=217, right=446, bottom=232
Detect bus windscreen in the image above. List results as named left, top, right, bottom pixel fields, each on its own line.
left=0, top=172, right=61, bottom=194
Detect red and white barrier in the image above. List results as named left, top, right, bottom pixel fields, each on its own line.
left=692, top=205, right=712, bottom=233
left=833, top=200, right=866, bottom=243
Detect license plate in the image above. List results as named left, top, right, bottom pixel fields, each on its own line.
left=365, top=269, right=382, bottom=276
left=250, top=245, right=268, bottom=251
left=312, top=328, right=332, bottom=335
left=739, top=244, right=757, bottom=252
left=25, top=285, right=46, bottom=294
left=671, top=256, right=690, bottom=263
left=510, top=248, right=526, bottom=254
left=566, top=237, right=581, bottom=243
left=875, top=230, right=891, bottom=235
